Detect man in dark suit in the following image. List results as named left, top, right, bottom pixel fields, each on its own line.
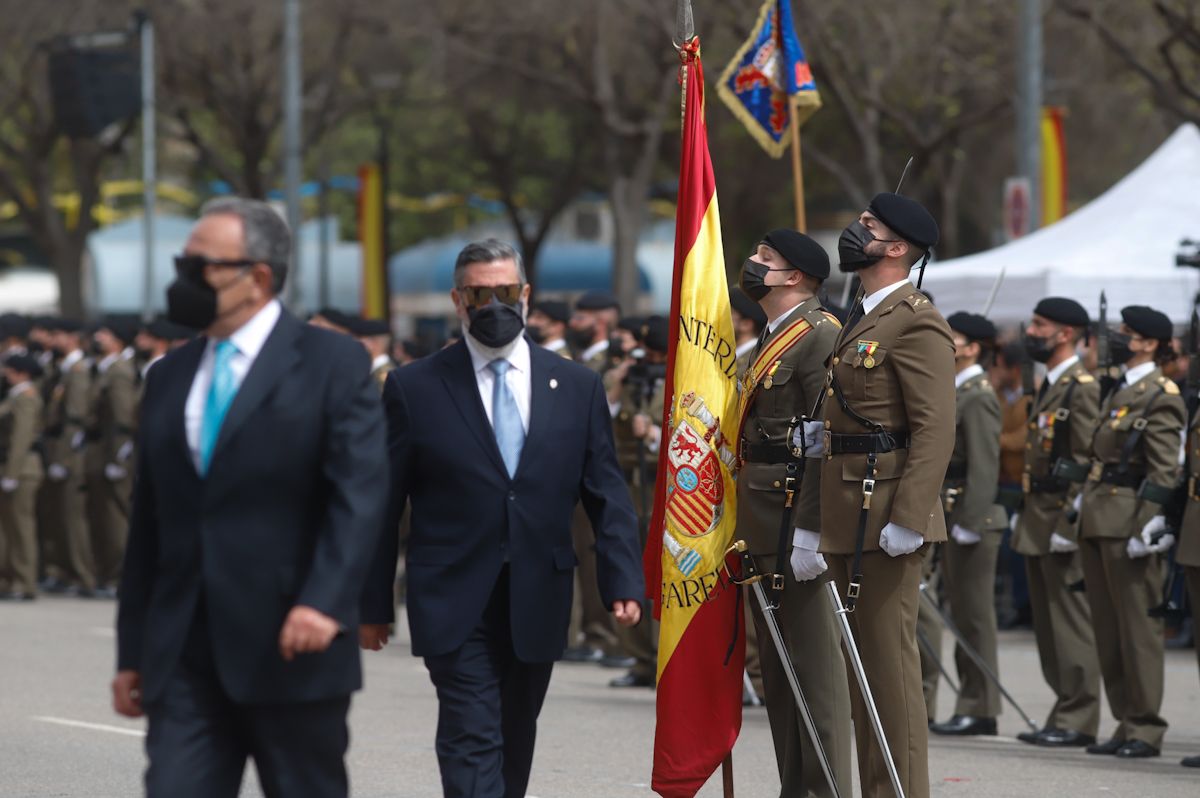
left=360, top=239, right=644, bottom=798
left=112, top=198, right=388, bottom=798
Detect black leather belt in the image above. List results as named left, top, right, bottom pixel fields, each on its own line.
left=1093, top=464, right=1145, bottom=488
left=1026, top=475, right=1069, bottom=494
left=740, top=441, right=796, bottom=465
left=945, top=462, right=967, bottom=481
left=826, top=430, right=910, bottom=455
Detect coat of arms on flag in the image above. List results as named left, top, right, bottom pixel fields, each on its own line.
left=716, top=0, right=821, bottom=158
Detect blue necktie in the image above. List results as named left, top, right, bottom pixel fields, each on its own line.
left=199, top=339, right=239, bottom=475
left=488, top=359, right=525, bottom=477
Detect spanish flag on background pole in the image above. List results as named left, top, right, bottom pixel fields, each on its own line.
left=358, top=163, right=388, bottom=319
left=1041, top=107, right=1067, bottom=226
left=644, top=35, right=744, bottom=798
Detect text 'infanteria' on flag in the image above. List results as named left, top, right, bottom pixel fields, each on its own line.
left=678, top=314, right=739, bottom=379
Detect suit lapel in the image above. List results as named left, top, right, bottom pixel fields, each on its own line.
left=212, top=311, right=302, bottom=462
left=440, top=341, right=508, bottom=475
left=515, top=346, right=560, bottom=478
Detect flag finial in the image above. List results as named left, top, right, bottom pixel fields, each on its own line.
left=676, top=0, right=694, bottom=44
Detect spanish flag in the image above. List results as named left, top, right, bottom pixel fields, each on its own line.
left=1041, top=107, right=1067, bottom=226
left=644, top=37, right=744, bottom=798
left=358, top=163, right=388, bottom=319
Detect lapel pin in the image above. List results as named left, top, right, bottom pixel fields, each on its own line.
left=549, top=378, right=558, bottom=390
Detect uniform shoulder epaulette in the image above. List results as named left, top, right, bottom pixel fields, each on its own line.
left=901, top=292, right=933, bottom=311
left=1160, top=377, right=1180, bottom=395
left=818, top=309, right=843, bottom=328
left=1074, top=373, right=1095, bottom=384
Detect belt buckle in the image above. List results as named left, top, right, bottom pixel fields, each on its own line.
left=823, top=429, right=832, bottom=454
left=861, top=477, right=875, bottom=510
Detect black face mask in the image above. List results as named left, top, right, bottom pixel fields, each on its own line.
left=838, top=221, right=896, bottom=273
left=467, top=299, right=525, bottom=349
left=1108, top=332, right=1135, bottom=366
left=525, top=325, right=547, bottom=345
left=1023, top=334, right=1055, bottom=364
left=567, top=324, right=595, bottom=351
left=739, top=258, right=795, bottom=302
left=167, top=272, right=220, bottom=330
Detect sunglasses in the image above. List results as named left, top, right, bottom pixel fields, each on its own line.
left=174, top=254, right=259, bottom=280
left=459, top=284, right=523, bottom=309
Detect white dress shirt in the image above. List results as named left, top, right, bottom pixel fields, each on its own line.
left=463, top=333, right=532, bottom=434
left=862, top=279, right=913, bottom=316
left=371, top=354, right=391, bottom=372
left=580, top=339, right=609, bottom=364
left=60, top=349, right=85, bottom=372
left=543, top=337, right=569, bottom=355
left=735, top=338, right=757, bottom=359
left=142, top=354, right=165, bottom=380
left=97, top=347, right=134, bottom=374
left=185, top=300, right=282, bottom=470
left=1045, top=354, right=1080, bottom=386
left=954, top=363, right=985, bottom=389
left=1121, top=360, right=1156, bottom=387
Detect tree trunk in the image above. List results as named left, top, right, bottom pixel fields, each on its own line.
left=610, top=175, right=647, bottom=313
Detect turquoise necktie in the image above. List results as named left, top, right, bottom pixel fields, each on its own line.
left=488, top=359, right=525, bottom=477
left=199, top=339, right=239, bottom=475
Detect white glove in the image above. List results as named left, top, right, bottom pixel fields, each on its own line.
left=70, top=431, right=86, bottom=451
left=1072, top=493, right=1082, bottom=513
left=0, top=477, right=17, bottom=493
left=1139, top=515, right=1176, bottom=554
left=1049, top=532, right=1079, bottom=553
left=46, top=464, right=69, bottom=482
left=1010, top=513, right=1020, bottom=533
left=879, top=522, right=923, bottom=557
left=951, top=524, right=981, bottom=546
left=790, top=528, right=827, bottom=581
left=116, top=441, right=134, bottom=464
left=1126, top=535, right=1151, bottom=559
left=104, top=463, right=128, bottom=482
left=791, top=420, right=825, bottom=458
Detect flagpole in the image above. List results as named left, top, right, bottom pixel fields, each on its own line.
left=790, top=99, right=807, bottom=233
left=722, top=752, right=735, bottom=797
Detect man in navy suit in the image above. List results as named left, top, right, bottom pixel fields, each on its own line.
left=112, top=198, right=388, bottom=797
left=360, top=239, right=645, bottom=798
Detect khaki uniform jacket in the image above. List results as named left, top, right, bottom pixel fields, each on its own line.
left=1175, top=406, right=1200, bottom=567
left=0, top=386, right=45, bottom=481
left=88, top=356, right=139, bottom=467
left=613, top=377, right=665, bottom=484
left=372, top=360, right=397, bottom=394
left=42, top=357, right=92, bottom=468
left=736, top=299, right=840, bottom=553
left=1012, top=361, right=1100, bottom=555
left=819, top=284, right=956, bottom=554
left=945, top=371, right=1007, bottom=532
left=1080, top=368, right=1185, bottom=540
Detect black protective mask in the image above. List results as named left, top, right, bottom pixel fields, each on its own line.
left=525, top=325, right=547, bottom=345
left=1023, top=334, right=1054, bottom=364
left=166, top=274, right=220, bottom=330
left=567, top=324, right=595, bottom=351
left=1108, top=332, right=1135, bottom=366
left=467, top=300, right=525, bottom=349
left=838, top=221, right=890, bottom=273
left=739, top=258, right=788, bottom=302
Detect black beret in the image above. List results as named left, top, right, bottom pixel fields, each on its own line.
left=146, top=317, right=197, bottom=341
left=729, top=287, right=768, bottom=327
left=0, top=313, right=31, bottom=339
left=1033, top=297, right=1089, bottom=328
left=313, top=308, right=354, bottom=329
left=30, top=315, right=58, bottom=330
left=617, top=315, right=646, bottom=337
left=575, top=290, right=621, bottom=313
left=4, top=353, right=43, bottom=379
left=346, top=316, right=391, bottom=337
left=51, top=318, right=83, bottom=334
left=761, top=229, right=830, bottom=280
left=946, top=311, right=997, bottom=342
left=532, top=300, right=570, bottom=324
left=100, top=314, right=140, bottom=345
left=868, top=192, right=939, bottom=251
left=1121, top=305, right=1173, bottom=341
left=642, top=315, right=670, bottom=353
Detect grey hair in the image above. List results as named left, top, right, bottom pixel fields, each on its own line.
left=453, top=239, right=526, bottom=288
left=200, top=197, right=291, bottom=293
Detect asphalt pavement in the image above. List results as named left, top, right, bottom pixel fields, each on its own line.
left=1, top=595, right=1198, bottom=797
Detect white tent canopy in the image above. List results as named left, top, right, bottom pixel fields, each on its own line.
left=928, top=123, right=1200, bottom=326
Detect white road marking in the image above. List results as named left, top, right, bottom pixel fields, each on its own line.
left=33, top=716, right=145, bottom=738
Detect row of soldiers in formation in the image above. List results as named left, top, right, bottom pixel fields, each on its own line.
left=0, top=309, right=413, bottom=602
left=553, top=194, right=1198, bottom=797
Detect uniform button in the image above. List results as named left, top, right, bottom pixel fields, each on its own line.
left=827, top=388, right=834, bottom=397
left=508, top=491, right=516, bottom=500
left=773, top=480, right=781, bottom=488
left=833, top=357, right=840, bottom=365
left=1026, top=443, right=1032, bottom=449
left=1110, top=488, right=1118, bottom=495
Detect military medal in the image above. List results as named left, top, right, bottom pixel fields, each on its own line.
left=762, top=360, right=782, bottom=390
left=856, top=340, right=879, bottom=368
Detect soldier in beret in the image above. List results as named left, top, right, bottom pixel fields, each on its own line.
left=1078, top=305, right=1186, bottom=759
left=85, top=316, right=140, bottom=598
left=344, top=317, right=396, bottom=393
left=527, top=300, right=573, bottom=358
left=1174, top=364, right=1200, bottom=769
left=812, top=192, right=954, bottom=798
left=927, top=312, right=1008, bottom=736
left=735, top=228, right=852, bottom=796
left=0, top=354, right=45, bottom=600
left=1012, top=297, right=1103, bottom=747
